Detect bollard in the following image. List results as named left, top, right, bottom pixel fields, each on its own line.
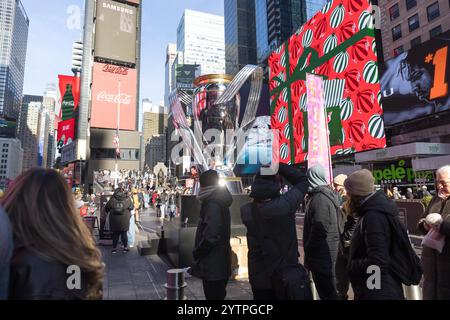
left=309, top=275, right=320, bottom=300
left=165, top=269, right=187, bottom=300
left=403, top=285, right=422, bottom=300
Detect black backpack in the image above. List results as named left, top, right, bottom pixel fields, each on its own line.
left=386, top=215, right=423, bottom=286
left=360, top=214, right=422, bottom=286
left=112, top=200, right=125, bottom=215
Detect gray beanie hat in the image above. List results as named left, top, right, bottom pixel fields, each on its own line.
left=344, top=169, right=375, bottom=197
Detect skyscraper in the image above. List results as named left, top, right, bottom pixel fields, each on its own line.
left=17, top=95, right=43, bottom=171
left=164, top=43, right=178, bottom=107
left=255, top=0, right=270, bottom=64
left=0, top=0, right=29, bottom=129
left=305, top=0, right=328, bottom=20
left=266, top=0, right=307, bottom=50
left=225, top=0, right=257, bottom=75
left=177, top=9, right=226, bottom=75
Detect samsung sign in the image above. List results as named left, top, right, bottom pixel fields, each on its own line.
left=102, top=2, right=134, bottom=15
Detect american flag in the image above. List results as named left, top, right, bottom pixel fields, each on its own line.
left=113, top=131, right=120, bottom=158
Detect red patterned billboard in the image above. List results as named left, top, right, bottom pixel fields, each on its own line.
left=57, top=75, right=80, bottom=120
left=57, top=118, right=76, bottom=152
left=269, top=0, right=386, bottom=164
left=91, top=62, right=137, bottom=131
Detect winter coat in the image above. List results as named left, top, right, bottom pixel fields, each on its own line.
left=105, top=189, right=133, bottom=232
left=9, top=245, right=89, bottom=300
left=244, top=164, right=308, bottom=285
left=348, top=191, right=404, bottom=300
left=192, top=187, right=233, bottom=281
left=417, top=195, right=450, bottom=300
left=303, top=185, right=340, bottom=276
left=0, top=208, right=13, bottom=300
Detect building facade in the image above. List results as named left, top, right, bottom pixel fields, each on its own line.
left=267, top=0, right=307, bottom=50
left=177, top=9, right=226, bottom=75
left=164, top=43, right=177, bottom=107
left=17, top=95, right=42, bottom=171
left=79, top=0, right=142, bottom=187
left=305, top=0, right=328, bottom=20
left=255, top=0, right=270, bottom=64
left=142, top=99, right=168, bottom=170
left=145, top=134, right=167, bottom=172
left=379, top=0, right=450, bottom=61
left=0, top=0, right=29, bottom=130
left=0, top=137, right=23, bottom=185
left=225, top=0, right=258, bottom=75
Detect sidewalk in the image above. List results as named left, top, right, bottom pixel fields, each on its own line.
left=100, top=207, right=253, bottom=300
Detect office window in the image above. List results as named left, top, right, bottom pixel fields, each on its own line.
left=411, top=36, right=421, bottom=48
left=394, top=46, right=404, bottom=56
left=430, top=25, right=442, bottom=38
left=408, top=14, right=420, bottom=32
left=406, top=0, right=417, bottom=10
left=392, top=24, right=402, bottom=41
left=389, top=3, right=400, bottom=21
left=427, top=2, right=440, bottom=22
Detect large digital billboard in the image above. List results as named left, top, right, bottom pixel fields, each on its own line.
left=91, top=62, right=137, bottom=131
left=57, top=75, right=80, bottom=120
left=95, top=0, right=137, bottom=64
left=269, top=0, right=386, bottom=164
left=380, top=30, right=450, bottom=126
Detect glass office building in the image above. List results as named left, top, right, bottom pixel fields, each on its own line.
left=0, top=0, right=29, bottom=123
left=225, top=0, right=257, bottom=75
left=306, top=0, right=328, bottom=20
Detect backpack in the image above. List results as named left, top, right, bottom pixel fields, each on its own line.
left=112, top=200, right=125, bottom=215
left=360, top=214, right=423, bottom=286
left=387, top=216, right=423, bottom=286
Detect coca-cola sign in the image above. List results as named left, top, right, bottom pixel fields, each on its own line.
left=97, top=91, right=132, bottom=105
left=91, top=62, right=137, bottom=130
left=102, top=64, right=129, bottom=75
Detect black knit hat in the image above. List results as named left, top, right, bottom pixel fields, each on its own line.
left=200, top=170, right=219, bottom=187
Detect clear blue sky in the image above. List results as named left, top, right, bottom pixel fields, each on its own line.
left=21, top=0, right=224, bottom=105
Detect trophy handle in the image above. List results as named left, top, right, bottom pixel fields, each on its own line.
left=214, top=65, right=264, bottom=169
left=214, top=65, right=263, bottom=130
left=169, top=91, right=208, bottom=171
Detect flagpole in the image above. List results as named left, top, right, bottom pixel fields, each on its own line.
left=115, top=80, right=121, bottom=188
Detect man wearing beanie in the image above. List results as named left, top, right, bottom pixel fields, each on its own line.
left=192, top=170, right=233, bottom=300
left=240, top=163, right=311, bottom=300
left=304, top=164, right=340, bottom=300
left=345, top=169, right=406, bottom=300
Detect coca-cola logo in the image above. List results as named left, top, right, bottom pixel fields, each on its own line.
left=62, top=100, right=74, bottom=106
left=102, top=64, right=129, bottom=75
left=97, top=91, right=132, bottom=105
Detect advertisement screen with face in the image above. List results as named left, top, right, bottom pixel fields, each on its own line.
left=380, top=30, right=450, bottom=126
left=91, top=62, right=137, bottom=131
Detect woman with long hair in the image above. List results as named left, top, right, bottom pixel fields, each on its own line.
left=2, top=168, right=104, bottom=300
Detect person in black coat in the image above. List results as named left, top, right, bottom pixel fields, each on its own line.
left=105, top=188, right=134, bottom=253
left=303, top=164, right=340, bottom=300
left=345, top=169, right=405, bottom=300
left=241, top=163, right=310, bottom=300
left=191, top=170, right=232, bottom=300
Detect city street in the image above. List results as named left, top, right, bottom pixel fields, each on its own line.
left=100, top=208, right=253, bottom=300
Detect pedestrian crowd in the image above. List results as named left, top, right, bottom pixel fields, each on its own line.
left=191, top=164, right=450, bottom=301
left=1, top=164, right=449, bottom=300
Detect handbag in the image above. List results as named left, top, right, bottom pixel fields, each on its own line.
left=421, top=228, right=446, bottom=253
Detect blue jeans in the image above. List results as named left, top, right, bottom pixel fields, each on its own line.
left=127, top=212, right=136, bottom=247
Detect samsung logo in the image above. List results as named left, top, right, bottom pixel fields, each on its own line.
left=102, top=2, right=134, bottom=15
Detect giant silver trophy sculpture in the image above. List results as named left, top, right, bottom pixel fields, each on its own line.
left=169, top=65, right=263, bottom=194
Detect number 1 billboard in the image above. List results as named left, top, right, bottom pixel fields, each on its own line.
left=380, top=30, right=450, bottom=126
